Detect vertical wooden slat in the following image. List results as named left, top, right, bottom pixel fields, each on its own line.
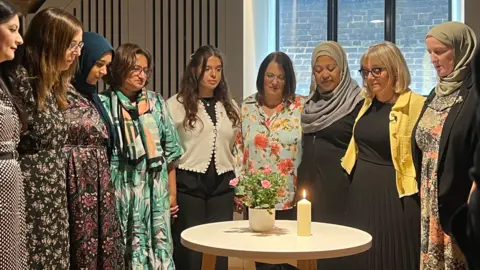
left=87, top=0, right=92, bottom=31
left=120, top=0, right=128, bottom=44
left=111, top=0, right=119, bottom=48
left=154, top=0, right=161, bottom=94
left=185, top=0, right=192, bottom=66
left=145, top=0, right=154, bottom=91
left=209, top=0, right=216, bottom=46
left=170, top=0, right=177, bottom=96
left=193, top=0, right=200, bottom=50
left=162, top=0, right=169, bottom=98
left=217, top=0, right=226, bottom=52
left=201, top=0, right=208, bottom=46
left=88, top=0, right=97, bottom=33
left=177, top=0, right=185, bottom=95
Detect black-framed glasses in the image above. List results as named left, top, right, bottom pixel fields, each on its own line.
left=68, top=41, right=84, bottom=51
left=132, top=65, right=152, bottom=77
left=358, top=67, right=386, bottom=79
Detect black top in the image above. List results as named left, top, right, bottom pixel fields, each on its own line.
left=298, top=101, right=362, bottom=224
left=356, top=99, right=393, bottom=165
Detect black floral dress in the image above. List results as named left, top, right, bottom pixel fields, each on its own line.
left=16, top=67, right=70, bottom=269
left=64, top=87, right=125, bottom=269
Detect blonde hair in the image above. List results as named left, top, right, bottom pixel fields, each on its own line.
left=360, top=41, right=411, bottom=99
left=24, top=8, right=83, bottom=111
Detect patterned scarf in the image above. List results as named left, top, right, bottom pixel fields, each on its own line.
left=110, top=88, right=163, bottom=169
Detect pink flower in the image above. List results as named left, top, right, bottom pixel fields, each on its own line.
left=261, top=180, right=271, bottom=189
left=248, top=168, right=255, bottom=174
left=263, top=165, right=272, bottom=174
left=229, top=178, right=239, bottom=187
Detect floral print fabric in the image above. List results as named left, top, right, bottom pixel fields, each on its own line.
left=64, top=87, right=125, bottom=269
left=16, top=67, right=70, bottom=269
left=234, top=94, right=305, bottom=210
left=100, top=90, right=182, bottom=269
left=416, top=91, right=467, bottom=270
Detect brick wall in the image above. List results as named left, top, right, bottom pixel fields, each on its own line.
left=279, top=0, right=449, bottom=96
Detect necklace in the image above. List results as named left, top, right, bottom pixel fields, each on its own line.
left=201, top=97, right=214, bottom=107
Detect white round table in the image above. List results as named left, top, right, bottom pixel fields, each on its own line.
left=181, top=220, right=372, bottom=270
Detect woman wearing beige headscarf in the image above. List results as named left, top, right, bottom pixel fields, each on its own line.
left=412, top=21, right=478, bottom=269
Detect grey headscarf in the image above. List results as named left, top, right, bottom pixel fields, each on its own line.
left=427, top=21, right=477, bottom=96
left=301, top=41, right=363, bottom=134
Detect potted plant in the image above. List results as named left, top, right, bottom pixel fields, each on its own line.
left=230, top=164, right=287, bottom=232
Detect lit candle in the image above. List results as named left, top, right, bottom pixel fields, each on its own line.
left=297, top=189, right=311, bottom=236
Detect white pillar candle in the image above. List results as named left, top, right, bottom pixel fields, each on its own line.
left=297, top=189, right=311, bottom=236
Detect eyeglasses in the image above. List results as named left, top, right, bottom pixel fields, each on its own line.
left=358, top=67, right=386, bottom=79
left=265, top=72, right=285, bottom=82
left=68, top=41, right=84, bottom=52
left=132, top=65, right=152, bottom=77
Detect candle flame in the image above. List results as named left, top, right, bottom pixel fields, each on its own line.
left=303, top=189, right=306, bottom=199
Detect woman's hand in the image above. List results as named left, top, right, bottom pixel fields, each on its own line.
left=468, top=181, right=477, bottom=204
left=234, top=196, right=244, bottom=213
left=170, top=195, right=179, bottom=220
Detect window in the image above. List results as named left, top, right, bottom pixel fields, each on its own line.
left=338, top=0, right=385, bottom=88
left=396, top=0, right=450, bottom=95
left=278, top=0, right=327, bottom=96
left=277, top=0, right=458, bottom=96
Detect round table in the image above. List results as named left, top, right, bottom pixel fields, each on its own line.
left=181, top=220, right=372, bottom=270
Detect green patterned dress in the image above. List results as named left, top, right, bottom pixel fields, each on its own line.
left=100, top=90, right=182, bottom=269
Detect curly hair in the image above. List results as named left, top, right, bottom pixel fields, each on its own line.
left=177, top=45, right=240, bottom=130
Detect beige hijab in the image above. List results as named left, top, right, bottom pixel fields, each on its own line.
left=302, top=41, right=363, bottom=133
left=427, top=21, right=477, bottom=96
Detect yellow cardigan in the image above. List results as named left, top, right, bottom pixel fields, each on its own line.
left=341, top=91, right=426, bottom=197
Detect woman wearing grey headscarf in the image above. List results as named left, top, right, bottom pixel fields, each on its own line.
left=412, top=21, right=478, bottom=269
left=298, top=41, right=363, bottom=226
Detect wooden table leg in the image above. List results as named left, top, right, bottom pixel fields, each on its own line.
left=297, top=259, right=317, bottom=270
left=201, top=253, right=217, bottom=270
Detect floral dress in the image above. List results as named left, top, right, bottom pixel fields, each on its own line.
left=0, top=84, right=26, bottom=270
left=235, top=94, right=305, bottom=210
left=100, top=90, right=182, bottom=269
left=16, top=67, right=70, bottom=269
left=64, top=87, right=125, bottom=269
left=416, top=91, right=467, bottom=270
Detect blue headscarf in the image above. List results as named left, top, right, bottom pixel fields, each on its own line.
left=73, top=32, right=118, bottom=157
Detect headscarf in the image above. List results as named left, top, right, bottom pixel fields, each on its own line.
left=301, top=41, right=363, bottom=133
left=426, top=21, right=477, bottom=96
left=73, top=32, right=118, bottom=156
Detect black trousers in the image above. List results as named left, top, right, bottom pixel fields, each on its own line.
left=172, top=190, right=234, bottom=270
left=244, top=208, right=298, bottom=270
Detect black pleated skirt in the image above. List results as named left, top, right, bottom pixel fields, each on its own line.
left=340, top=157, right=421, bottom=270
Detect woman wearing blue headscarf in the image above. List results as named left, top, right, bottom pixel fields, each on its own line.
left=64, top=32, right=124, bottom=269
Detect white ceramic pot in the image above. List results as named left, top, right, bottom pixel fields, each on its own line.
left=248, top=208, right=276, bottom=232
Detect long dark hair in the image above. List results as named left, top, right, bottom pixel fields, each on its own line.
left=177, top=45, right=240, bottom=129
left=256, top=52, right=297, bottom=106
left=0, top=0, right=26, bottom=131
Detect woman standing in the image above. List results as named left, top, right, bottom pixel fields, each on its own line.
left=234, top=51, right=305, bottom=270
left=0, top=0, right=25, bottom=269
left=100, top=43, right=182, bottom=269
left=16, top=8, right=83, bottom=269
left=168, top=45, right=240, bottom=270
left=299, top=41, right=363, bottom=224
left=341, top=42, right=425, bottom=270
left=413, top=21, right=477, bottom=270
left=66, top=32, right=124, bottom=269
